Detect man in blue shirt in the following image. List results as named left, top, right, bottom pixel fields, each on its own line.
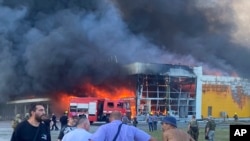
left=89, top=111, right=157, bottom=141
left=147, top=114, right=154, bottom=132
left=62, top=117, right=92, bottom=141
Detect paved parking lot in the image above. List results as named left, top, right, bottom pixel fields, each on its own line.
left=0, top=120, right=102, bottom=141
left=0, top=119, right=212, bottom=141
left=0, top=120, right=161, bottom=141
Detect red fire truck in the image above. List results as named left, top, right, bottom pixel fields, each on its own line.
left=69, top=97, right=130, bottom=124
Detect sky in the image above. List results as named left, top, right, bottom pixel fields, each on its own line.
left=1, top=0, right=250, bottom=101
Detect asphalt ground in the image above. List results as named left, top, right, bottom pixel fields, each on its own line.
left=0, top=120, right=233, bottom=141
left=1, top=120, right=172, bottom=141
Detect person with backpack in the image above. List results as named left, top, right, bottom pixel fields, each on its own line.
left=187, top=115, right=199, bottom=141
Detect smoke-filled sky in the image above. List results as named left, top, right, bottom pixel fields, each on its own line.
left=1, top=0, right=250, bottom=101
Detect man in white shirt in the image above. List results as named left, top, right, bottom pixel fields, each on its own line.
left=62, top=117, right=92, bottom=141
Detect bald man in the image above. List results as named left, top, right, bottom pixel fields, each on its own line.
left=90, top=111, right=157, bottom=141
left=62, top=117, right=92, bottom=141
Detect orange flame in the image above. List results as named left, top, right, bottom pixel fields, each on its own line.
left=51, top=92, right=76, bottom=114
left=54, top=83, right=137, bottom=117
left=82, top=83, right=134, bottom=99
left=83, top=83, right=137, bottom=117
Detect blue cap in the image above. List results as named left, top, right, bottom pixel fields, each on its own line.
left=162, top=116, right=177, bottom=127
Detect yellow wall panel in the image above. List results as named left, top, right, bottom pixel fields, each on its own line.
left=202, top=85, right=250, bottom=118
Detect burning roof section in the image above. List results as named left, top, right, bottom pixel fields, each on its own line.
left=201, top=75, right=250, bottom=96
left=125, top=62, right=196, bottom=77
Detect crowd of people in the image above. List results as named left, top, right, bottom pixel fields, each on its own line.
left=146, top=113, right=159, bottom=132
left=10, top=103, right=220, bottom=141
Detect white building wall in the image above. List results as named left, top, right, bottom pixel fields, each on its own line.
left=193, top=66, right=203, bottom=119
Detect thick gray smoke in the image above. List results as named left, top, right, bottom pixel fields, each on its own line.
left=114, top=0, right=250, bottom=75
left=1, top=0, right=250, bottom=102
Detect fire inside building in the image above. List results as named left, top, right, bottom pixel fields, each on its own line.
left=1, top=62, right=250, bottom=120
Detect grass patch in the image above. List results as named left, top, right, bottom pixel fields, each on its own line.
left=145, top=127, right=229, bottom=141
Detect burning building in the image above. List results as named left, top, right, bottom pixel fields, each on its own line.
left=125, top=62, right=198, bottom=118
left=126, top=62, right=250, bottom=119
left=1, top=0, right=250, bottom=120
left=4, top=62, right=250, bottom=120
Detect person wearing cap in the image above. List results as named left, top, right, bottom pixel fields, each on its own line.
left=161, top=116, right=194, bottom=141
left=57, top=114, right=77, bottom=141
left=89, top=111, right=157, bottom=141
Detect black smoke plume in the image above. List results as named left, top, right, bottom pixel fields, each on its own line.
left=1, top=0, right=250, bottom=102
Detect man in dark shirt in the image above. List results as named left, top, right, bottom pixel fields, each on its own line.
left=51, top=113, right=59, bottom=130
left=11, top=103, right=51, bottom=141
left=57, top=115, right=77, bottom=141
left=59, top=112, right=68, bottom=129
left=42, top=114, right=51, bottom=132
left=205, top=116, right=216, bottom=141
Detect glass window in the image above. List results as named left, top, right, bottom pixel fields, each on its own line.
left=107, top=102, right=114, bottom=108
left=78, top=108, right=88, bottom=113
left=117, top=102, right=123, bottom=108
left=70, top=106, right=77, bottom=112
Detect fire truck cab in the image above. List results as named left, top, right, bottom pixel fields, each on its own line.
left=69, top=97, right=129, bottom=124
